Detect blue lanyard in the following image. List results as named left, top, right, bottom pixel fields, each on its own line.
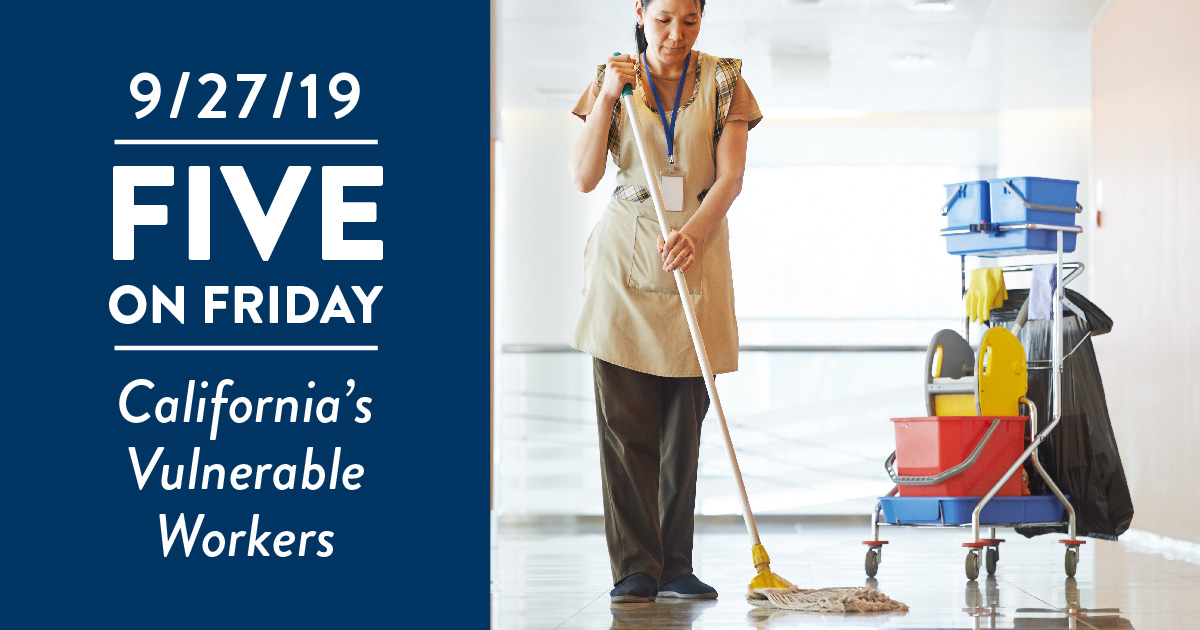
left=641, top=51, right=689, bottom=169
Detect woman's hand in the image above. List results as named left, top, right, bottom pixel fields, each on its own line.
left=658, top=229, right=697, bottom=272
left=601, top=54, right=638, bottom=102
left=569, top=54, right=638, bottom=192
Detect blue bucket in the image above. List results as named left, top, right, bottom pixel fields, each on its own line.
left=942, top=176, right=1082, bottom=256
left=988, top=177, right=1080, bottom=226
left=942, top=180, right=990, bottom=230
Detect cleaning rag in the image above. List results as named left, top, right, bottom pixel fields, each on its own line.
left=966, top=267, right=1008, bottom=323
left=1028, top=264, right=1058, bottom=320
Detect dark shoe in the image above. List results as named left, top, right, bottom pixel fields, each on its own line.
left=610, top=572, right=658, bottom=603
left=657, top=574, right=718, bottom=599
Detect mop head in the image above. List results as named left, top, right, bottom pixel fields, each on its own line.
left=747, top=586, right=909, bottom=613
left=745, top=545, right=908, bottom=613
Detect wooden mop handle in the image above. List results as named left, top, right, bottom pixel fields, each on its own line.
left=616, top=55, right=762, bottom=546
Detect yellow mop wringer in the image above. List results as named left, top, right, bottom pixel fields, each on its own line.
left=615, top=55, right=906, bottom=612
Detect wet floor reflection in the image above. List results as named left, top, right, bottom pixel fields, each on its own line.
left=1009, top=617, right=1134, bottom=629
left=989, top=578, right=1130, bottom=630
left=602, top=577, right=1134, bottom=629
left=494, top=521, right=1178, bottom=629
left=964, top=577, right=1003, bottom=620
left=608, top=601, right=718, bottom=629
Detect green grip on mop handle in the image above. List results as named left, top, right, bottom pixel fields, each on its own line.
left=613, top=52, right=633, bottom=96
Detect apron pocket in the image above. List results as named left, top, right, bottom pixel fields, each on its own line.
left=626, top=216, right=702, bottom=296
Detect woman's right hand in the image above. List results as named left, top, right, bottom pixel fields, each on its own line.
left=601, top=54, right=638, bottom=101
left=570, top=54, right=636, bottom=193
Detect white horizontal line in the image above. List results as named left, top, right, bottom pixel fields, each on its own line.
left=113, top=139, right=378, bottom=145
left=115, top=345, right=378, bottom=351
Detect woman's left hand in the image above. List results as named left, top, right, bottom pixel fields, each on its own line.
left=658, top=229, right=697, bottom=272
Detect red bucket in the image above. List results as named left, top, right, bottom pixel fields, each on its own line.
left=891, top=416, right=1027, bottom=497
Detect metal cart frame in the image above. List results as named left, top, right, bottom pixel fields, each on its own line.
left=863, top=222, right=1088, bottom=581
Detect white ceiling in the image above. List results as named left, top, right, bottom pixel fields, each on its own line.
left=498, top=0, right=1108, bottom=112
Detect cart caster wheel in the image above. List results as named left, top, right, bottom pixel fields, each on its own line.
left=1065, top=547, right=1078, bottom=578
left=965, top=550, right=980, bottom=581
left=986, top=547, right=998, bottom=576
left=865, top=547, right=881, bottom=578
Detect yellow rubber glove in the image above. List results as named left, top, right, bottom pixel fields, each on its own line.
left=989, top=269, right=1008, bottom=312
left=966, top=268, right=1008, bottom=323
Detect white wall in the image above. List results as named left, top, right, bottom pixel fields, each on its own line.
left=497, top=110, right=610, bottom=346
left=1092, top=0, right=1200, bottom=544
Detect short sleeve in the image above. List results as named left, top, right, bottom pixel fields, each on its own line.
left=572, top=80, right=601, bottom=121
left=726, top=77, right=762, bottom=131
left=571, top=65, right=623, bottom=165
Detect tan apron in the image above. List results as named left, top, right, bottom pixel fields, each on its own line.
left=570, top=51, right=741, bottom=378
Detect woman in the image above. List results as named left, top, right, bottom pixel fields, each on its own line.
left=567, top=0, right=762, bottom=603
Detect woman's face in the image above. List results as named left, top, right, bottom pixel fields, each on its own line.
left=638, top=0, right=701, bottom=66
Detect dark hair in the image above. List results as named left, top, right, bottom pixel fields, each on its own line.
left=635, top=0, right=706, bottom=53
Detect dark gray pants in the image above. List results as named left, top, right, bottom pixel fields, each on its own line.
left=593, top=357, right=710, bottom=585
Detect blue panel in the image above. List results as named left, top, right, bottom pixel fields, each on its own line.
left=880, top=496, right=1066, bottom=525
left=944, top=228, right=1078, bottom=257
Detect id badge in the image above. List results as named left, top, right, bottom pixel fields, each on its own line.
left=658, top=171, right=684, bottom=212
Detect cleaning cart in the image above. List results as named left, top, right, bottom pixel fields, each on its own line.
left=862, top=177, right=1088, bottom=581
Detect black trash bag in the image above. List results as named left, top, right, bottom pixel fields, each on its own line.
left=989, top=288, right=1133, bottom=540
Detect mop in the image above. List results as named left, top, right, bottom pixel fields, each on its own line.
left=616, top=56, right=907, bottom=613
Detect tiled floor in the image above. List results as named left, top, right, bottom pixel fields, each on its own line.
left=492, top=516, right=1200, bottom=629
